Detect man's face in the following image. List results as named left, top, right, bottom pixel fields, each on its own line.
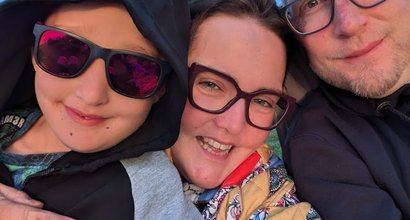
left=300, top=0, right=410, bottom=98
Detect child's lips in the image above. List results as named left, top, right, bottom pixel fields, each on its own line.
left=65, top=106, right=106, bottom=126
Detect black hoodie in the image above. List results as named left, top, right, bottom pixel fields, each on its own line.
left=283, top=82, right=410, bottom=220
left=0, top=0, right=201, bottom=219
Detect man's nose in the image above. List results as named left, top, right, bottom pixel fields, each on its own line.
left=332, top=0, right=368, bottom=37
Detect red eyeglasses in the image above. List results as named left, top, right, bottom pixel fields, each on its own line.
left=32, top=23, right=171, bottom=99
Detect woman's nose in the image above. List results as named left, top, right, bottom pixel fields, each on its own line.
left=214, top=99, right=248, bottom=135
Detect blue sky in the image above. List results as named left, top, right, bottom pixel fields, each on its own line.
left=275, top=0, right=288, bottom=8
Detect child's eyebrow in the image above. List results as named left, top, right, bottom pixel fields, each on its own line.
left=121, top=42, right=158, bottom=56
left=48, top=24, right=159, bottom=56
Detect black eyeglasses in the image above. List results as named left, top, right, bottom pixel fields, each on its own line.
left=33, top=24, right=171, bottom=99
left=188, top=63, right=295, bottom=131
left=275, top=0, right=385, bottom=35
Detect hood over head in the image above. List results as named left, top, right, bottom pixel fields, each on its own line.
left=0, top=0, right=190, bottom=169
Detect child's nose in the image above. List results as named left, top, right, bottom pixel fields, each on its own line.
left=75, top=59, right=109, bottom=106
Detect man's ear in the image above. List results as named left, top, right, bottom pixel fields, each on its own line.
left=152, top=84, right=166, bottom=104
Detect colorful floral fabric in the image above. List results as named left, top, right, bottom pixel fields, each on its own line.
left=183, top=145, right=321, bottom=220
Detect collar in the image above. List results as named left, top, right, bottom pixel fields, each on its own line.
left=320, top=83, right=410, bottom=117
left=220, top=151, right=261, bottom=188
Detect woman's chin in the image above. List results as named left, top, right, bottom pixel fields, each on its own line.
left=190, top=176, right=224, bottom=189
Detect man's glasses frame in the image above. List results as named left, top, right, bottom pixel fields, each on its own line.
left=33, top=23, right=171, bottom=99
left=276, top=0, right=386, bottom=35
left=188, top=63, right=296, bottom=131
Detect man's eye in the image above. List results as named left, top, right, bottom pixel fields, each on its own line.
left=297, top=0, right=325, bottom=17
left=306, top=0, right=319, bottom=8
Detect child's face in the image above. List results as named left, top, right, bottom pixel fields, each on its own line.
left=172, top=14, right=287, bottom=188
left=32, top=3, right=164, bottom=153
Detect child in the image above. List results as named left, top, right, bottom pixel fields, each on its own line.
left=0, top=0, right=200, bottom=219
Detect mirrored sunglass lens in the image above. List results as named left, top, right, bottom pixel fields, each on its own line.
left=249, top=95, right=287, bottom=128
left=191, top=71, right=237, bottom=111
left=37, top=30, right=90, bottom=77
left=286, top=0, right=332, bottom=33
left=108, top=54, right=160, bottom=97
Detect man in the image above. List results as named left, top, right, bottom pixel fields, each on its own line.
left=275, top=0, right=410, bottom=219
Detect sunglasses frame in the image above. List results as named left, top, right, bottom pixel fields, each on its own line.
left=188, top=63, right=296, bottom=130
left=33, top=23, right=171, bottom=99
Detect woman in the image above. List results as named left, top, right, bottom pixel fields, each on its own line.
left=170, top=0, right=320, bottom=219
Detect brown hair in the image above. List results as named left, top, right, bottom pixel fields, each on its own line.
left=190, top=0, right=290, bottom=45
left=189, top=0, right=300, bottom=90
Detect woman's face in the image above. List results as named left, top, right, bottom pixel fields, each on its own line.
left=172, top=14, right=287, bottom=188
left=32, top=3, right=163, bottom=153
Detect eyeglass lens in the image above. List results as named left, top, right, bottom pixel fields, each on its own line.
left=284, top=0, right=385, bottom=34
left=35, top=25, right=162, bottom=98
left=190, top=69, right=288, bottom=130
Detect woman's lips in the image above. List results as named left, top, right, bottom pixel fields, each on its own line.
left=65, top=106, right=106, bottom=126
left=197, top=136, right=232, bottom=160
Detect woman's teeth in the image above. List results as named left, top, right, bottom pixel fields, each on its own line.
left=199, top=137, right=232, bottom=156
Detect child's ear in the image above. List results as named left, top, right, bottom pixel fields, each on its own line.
left=152, top=85, right=166, bottom=104
left=31, top=50, right=39, bottom=72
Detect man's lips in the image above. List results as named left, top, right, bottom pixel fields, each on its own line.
left=65, top=106, right=106, bottom=126
left=345, top=39, right=383, bottom=59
